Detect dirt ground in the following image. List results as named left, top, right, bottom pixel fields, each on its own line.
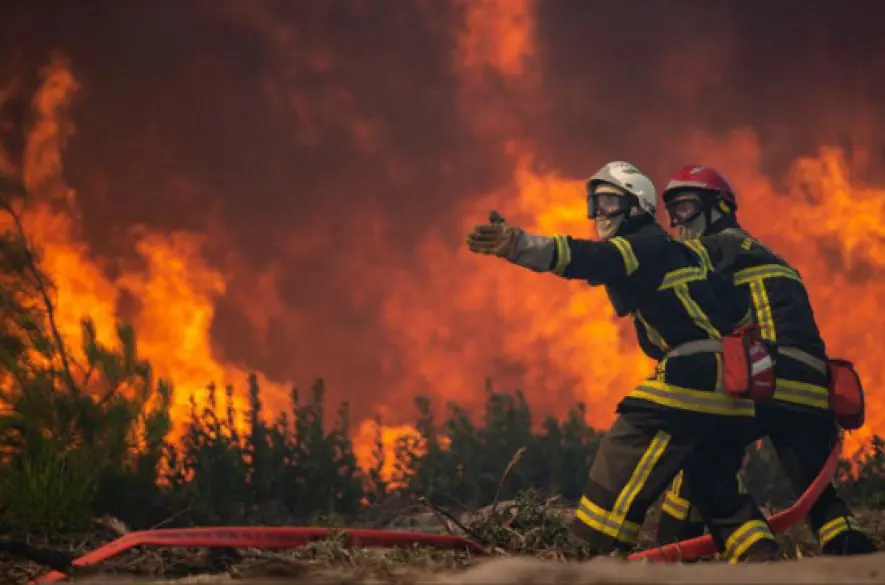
left=68, top=553, right=885, bottom=584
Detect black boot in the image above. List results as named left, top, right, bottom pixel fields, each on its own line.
left=733, top=538, right=785, bottom=563
left=822, top=530, right=878, bottom=556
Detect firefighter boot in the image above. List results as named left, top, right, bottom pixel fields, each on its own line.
left=820, top=522, right=878, bottom=556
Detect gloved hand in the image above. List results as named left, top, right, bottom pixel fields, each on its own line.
left=466, top=210, right=522, bottom=258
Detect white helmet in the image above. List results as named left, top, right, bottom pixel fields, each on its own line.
left=585, top=161, right=657, bottom=218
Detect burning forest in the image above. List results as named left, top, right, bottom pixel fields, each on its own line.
left=2, top=0, right=885, bottom=582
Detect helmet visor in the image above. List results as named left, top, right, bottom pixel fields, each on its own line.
left=588, top=192, right=631, bottom=219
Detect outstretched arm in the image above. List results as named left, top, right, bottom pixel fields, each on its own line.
left=466, top=211, right=640, bottom=285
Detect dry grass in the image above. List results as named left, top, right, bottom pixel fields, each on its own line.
left=5, top=491, right=885, bottom=585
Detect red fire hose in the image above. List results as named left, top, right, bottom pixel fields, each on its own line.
left=32, top=441, right=841, bottom=583
left=32, top=528, right=487, bottom=583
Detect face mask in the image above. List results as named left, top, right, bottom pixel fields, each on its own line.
left=677, top=214, right=707, bottom=239
left=589, top=188, right=632, bottom=240
left=595, top=214, right=625, bottom=240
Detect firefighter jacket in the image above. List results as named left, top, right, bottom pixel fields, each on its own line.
left=546, top=216, right=755, bottom=419
left=686, top=214, right=831, bottom=411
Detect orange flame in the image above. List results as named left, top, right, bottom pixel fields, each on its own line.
left=4, top=5, right=885, bottom=485
left=8, top=57, right=288, bottom=442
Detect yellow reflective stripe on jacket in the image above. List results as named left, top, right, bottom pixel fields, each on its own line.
left=609, top=236, right=639, bottom=276
left=714, top=352, right=725, bottom=393
left=681, top=239, right=714, bottom=272
left=737, top=308, right=753, bottom=328
left=658, top=266, right=706, bottom=289
left=733, top=264, right=802, bottom=342
left=575, top=496, right=642, bottom=545
left=552, top=234, right=571, bottom=275
left=635, top=310, right=669, bottom=351
left=748, top=279, right=776, bottom=341
left=774, top=378, right=830, bottom=410
left=673, top=283, right=721, bottom=339
left=628, top=380, right=755, bottom=417
left=733, top=264, right=801, bottom=285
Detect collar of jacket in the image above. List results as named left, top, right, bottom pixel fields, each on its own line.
left=705, top=212, right=741, bottom=234
left=616, top=213, right=663, bottom=238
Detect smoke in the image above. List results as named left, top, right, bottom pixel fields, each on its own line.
left=1, top=1, right=885, bottom=462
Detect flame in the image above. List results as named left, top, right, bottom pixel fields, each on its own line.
left=7, top=56, right=288, bottom=441
left=3, top=3, right=885, bottom=487
left=671, top=130, right=885, bottom=458
left=352, top=420, right=425, bottom=483
left=376, top=0, right=650, bottom=425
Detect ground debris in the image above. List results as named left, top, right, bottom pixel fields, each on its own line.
left=6, top=499, right=885, bottom=585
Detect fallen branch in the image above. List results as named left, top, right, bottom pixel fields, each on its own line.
left=415, top=496, right=492, bottom=555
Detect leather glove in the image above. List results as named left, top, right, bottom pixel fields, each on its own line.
left=466, top=211, right=559, bottom=273
left=466, top=210, right=522, bottom=257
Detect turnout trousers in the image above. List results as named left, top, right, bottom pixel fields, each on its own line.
left=570, top=412, right=779, bottom=561
left=656, top=354, right=876, bottom=555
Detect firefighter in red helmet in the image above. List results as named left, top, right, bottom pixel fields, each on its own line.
left=658, top=164, right=877, bottom=556
left=466, top=161, right=781, bottom=562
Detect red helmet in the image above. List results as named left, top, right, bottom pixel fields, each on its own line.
left=661, top=165, right=737, bottom=212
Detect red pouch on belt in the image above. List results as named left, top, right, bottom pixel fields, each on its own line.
left=827, top=359, right=865, bottom=430
left=721, top=325, right=775, bottom=401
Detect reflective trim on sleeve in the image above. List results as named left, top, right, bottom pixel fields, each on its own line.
left=552, top=234, right=571, bottom=275
left=609, top=236, right=639, bottom=276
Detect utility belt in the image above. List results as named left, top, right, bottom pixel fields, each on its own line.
left=664, top=335, right=865, bottom=431
left=778, top=347, right=865, bottom=430
left=778, top=346, right=826, bottom=375
left=664, top=326, right=774, bottom=403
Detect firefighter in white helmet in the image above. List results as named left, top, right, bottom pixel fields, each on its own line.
left=466, top=161, right=781, bottom=561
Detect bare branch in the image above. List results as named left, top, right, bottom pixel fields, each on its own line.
left=4, top=199, right=79, bottom=396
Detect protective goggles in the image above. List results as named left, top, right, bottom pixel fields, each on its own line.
left=664, top=195, right=704, bottom=227
left=587, top=192, right=632, bottom=219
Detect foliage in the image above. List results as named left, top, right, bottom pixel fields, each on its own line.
left=838, top=436, right=885, bottom=509
left=0, top=176, right=170, bottom=532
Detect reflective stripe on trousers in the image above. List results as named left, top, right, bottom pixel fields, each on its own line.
left=574, top=431, right=671, bottom=545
